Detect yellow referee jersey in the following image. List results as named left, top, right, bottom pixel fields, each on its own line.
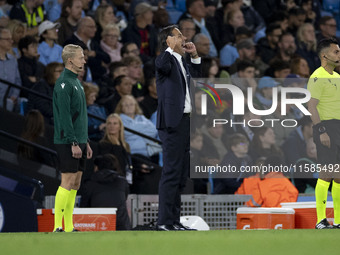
left=307, top=66, right=340, bottom=120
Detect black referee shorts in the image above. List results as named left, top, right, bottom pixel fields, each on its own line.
left=313, top=119, right=340, bottom=166
left=55, top=143, right=87, bottom=173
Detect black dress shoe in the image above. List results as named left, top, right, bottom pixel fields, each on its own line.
left=173, top=222, right=197, bottom=231
left=156, top=224, right=185, bottom=231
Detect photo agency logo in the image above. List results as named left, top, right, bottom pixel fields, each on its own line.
left=191, top=77, right=314, bottom=180
left=197, top=78, right=311, bottom=128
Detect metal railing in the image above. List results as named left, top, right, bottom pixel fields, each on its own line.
left=0, top=78, right=161, bottom=144
left=0, top=130, right=58, bottom=159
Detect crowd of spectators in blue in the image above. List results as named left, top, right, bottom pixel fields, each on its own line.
left=1, top=0, right=340, bottom=201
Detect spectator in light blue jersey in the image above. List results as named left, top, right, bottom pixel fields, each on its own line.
left=38, top=20, right=63, bottom=65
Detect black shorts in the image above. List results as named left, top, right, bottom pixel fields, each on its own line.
left=55, top=143, right=87, bottom=173
left=313, top=120, right=340, bottom=165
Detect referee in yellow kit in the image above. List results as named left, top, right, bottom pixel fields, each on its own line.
left=307, top=38, right=340, bottom=229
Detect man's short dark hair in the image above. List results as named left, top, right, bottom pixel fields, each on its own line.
left=186, top=0, right=202, bottom=10
left=318, top=16, right=335, bottom=27
left=288, top=7, right=306, bottom=17
left=227, top=133, right=248, bottom=151
left=268, top=11, right=289, bottom=25
left=237, top=60, right=255, bottom=72
left=158, top=25, right=178, bottom=52
left=179, top=18, right=195, bottom=30
left=279, top=32, right=294, bottom=42
left=108, top=61, right=127, bottom=76
left=94, top=154, right=122, bottom=175
left=114, top=75, right=127, bottom=87
left=18, top=35, right=38, bottom=55
left=317, top=37, right=339, bottom=57
left=271, top=59, right=290, bottom=72
left=121, top=42, right=137, bottom=56
left=266, top=23, right=281, bottom=36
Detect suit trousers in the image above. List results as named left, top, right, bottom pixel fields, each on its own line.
left=157, top=114, right=190, bottom=225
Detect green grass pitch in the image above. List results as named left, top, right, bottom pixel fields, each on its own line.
left=0, top=230, right=338, bottom=255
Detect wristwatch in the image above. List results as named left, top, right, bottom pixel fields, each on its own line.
left=72, top=141, right=79, bottom=146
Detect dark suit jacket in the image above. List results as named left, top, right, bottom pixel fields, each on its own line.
left=155, top=50, right=201, bottom=129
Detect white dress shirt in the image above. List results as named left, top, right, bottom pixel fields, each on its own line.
left=166, top=47, right=201, bottom=113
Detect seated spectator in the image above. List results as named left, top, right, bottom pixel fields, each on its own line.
left=221, top=8, right=245, bottom=46
left=18, top=35, right=44, bottom=97
left=17, top=110, right=55, bottom=166
left=219, top=26, right=253, bottom=67
left=100, top=24, right=122, bottom=63
left=121, top=2, right=158, bottom=58
left=231, top=60, right=256, bottom=92
left=190, top=130, right=208, bottom=194
left=201, top=57, right=219, bottom=79
left=296, top=22, right=320, bottom=73
left=249, top=126, right=283, bottom=162
left=27, top=62, right=63, bottom=124
left=280, top=0, right=297, bottom=11
left=264, top=97, right=296, bottom=146
left=9, top=0, right=45, bottom=36
left=301, top=0, right=316, bottom=24
left=83, top=82, right=107, bottom=142
left=287, top=7, right=306, bottom=37
left=266, top=59, right=291, bottom=80
left=213, top=0, right=242, bottom=45
left=273, top=32, right=297, bottom=63
left=290, top=56, right=310, bottom=78
left=121, top=41, right=149, bottom=64
left=115, top=95, right=159, bottom=158
left=293, top=137, right=318, bottom=193
left=153, top=4, right=170, bottom=31
left=316, top=16, right=340, bottom=44
left=213, top=133, right=253, bottom=194
left=282, top=116, right=313, bottom=165
left=228, top=38, right=257, bottom=74
left=228, top=107, right=260, bottom=142
left=122, top=55, right=145, bottom=100
left=253, top=76, right=279, bottom=111
left=178, top=0, right=219, bottom=55
left=80, top=154, right=131, bottom=230
left=0, top=28, right=22, bottom=111
left=179, top=18, right=196, bottom=42
left=268, top=11, right=289, bottom=33
left=235, top=155, right=298, bottom=207
left=57, top=0, right=83, bottom=45
left=97, top=61, right=128, bottom=104
left=240, top=0, right=265, bottom=33
left=139, top=77, right=158, bottom=119
left=7, top=19, right=26, bottom=58
left=204, top=0, right=217, bottom=18
left=257, top=23, right=282, bottom=64
left=94, top=4, right=118, bottom=43
left=193, top=33, right=210, bottom=57
left=37, top=20, right=63, bottom=65
left=99, top=113, right=132, bottom=183
left=102, top=75, right=133, bottom=114
left=64, top=16, right=111, bottom=81
left=200, top=117, right=228, bottom=165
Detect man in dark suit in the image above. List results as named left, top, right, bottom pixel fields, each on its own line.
left=155, top=25, right=201, bottom=231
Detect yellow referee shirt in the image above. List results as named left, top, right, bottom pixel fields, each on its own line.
left=307, top=66, right=340, bottom=120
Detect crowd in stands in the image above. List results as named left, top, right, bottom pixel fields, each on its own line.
left=1, top=0, right=340, bottom=213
